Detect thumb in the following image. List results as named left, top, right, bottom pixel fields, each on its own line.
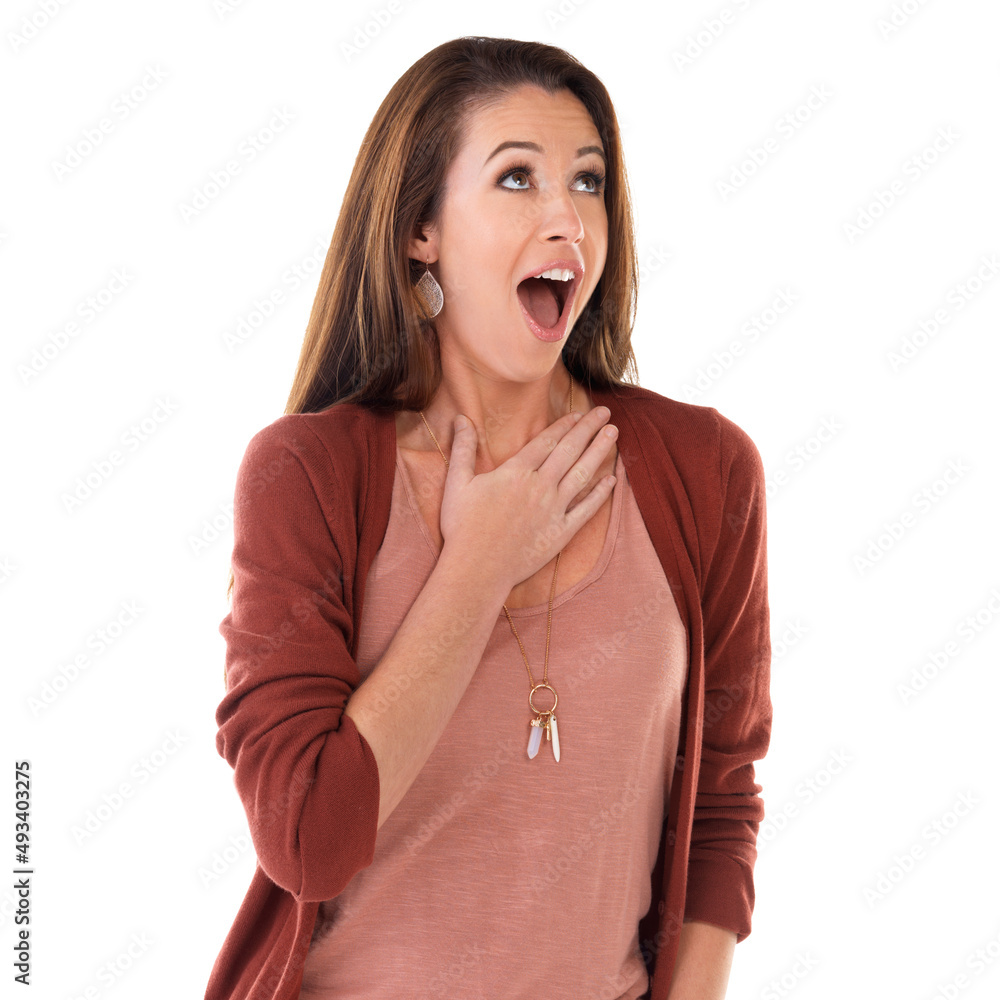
left=446, top=414, right=475, bottom=489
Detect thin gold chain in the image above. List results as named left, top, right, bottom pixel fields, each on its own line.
left=418, top=379, right=574, bottom=693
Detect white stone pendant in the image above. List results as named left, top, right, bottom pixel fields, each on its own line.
left=526, top=716, right=560, bottom=762
left=527, top=720, right=543, bottom=759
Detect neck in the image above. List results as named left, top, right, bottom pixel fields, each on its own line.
left=417, top=362, right=580, bottom=472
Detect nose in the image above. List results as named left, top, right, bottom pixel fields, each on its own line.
left=534, top=188, right=586, bottom=245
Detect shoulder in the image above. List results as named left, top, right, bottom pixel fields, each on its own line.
left=600, top=381, right=764, bottom=484
left=234, top=402, right=394, bottom=508
left=239, top=402, right=390, bottom=465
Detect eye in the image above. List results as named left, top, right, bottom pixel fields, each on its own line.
left=575, top=169, right=606, bottom=194
left=497, top=163, right=532, bottom=190
left=497, top=162, right=607, bottom=194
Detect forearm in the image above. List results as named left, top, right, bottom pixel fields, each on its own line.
left=665, top=919, right=737, bottom=1000
left=343, top=545, right=508, bottom=830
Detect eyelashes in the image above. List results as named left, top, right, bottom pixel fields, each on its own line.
left=497, top=161, right=606, bottom=194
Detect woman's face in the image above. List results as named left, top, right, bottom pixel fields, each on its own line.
left=415, top=84, right=609, bottom=381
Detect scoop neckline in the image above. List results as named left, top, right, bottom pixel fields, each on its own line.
left=395, top=445, right=625, bottom=617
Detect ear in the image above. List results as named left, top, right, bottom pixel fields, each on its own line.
left=407, top=221, right=439, bottom=265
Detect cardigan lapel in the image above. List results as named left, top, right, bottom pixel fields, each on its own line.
left=590, top=382, right=704, bottom=990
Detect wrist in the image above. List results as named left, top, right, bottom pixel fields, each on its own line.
left=435, top=543, right=510, bottom=607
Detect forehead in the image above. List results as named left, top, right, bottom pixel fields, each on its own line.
left=460, top=85, right=602, bottom=153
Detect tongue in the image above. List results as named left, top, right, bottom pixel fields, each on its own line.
left=517, top=276, right=560, bottom=329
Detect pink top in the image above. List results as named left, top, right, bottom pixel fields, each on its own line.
left=298, top=445, right=687, bottom=999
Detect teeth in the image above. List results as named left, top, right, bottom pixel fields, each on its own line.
left=537, top=268, right=574, bottom=281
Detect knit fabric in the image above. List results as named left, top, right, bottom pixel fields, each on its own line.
left=296, top=446, right=686, bottom=999
left=204, top=382, right=772, bottom=1000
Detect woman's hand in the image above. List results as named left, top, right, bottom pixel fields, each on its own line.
left=438, top=405, right=618, bottom=593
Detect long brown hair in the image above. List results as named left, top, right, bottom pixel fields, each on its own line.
left=226, top=36, right=640, bottom=600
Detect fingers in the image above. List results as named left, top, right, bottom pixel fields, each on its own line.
left=544, top=407, right=617, bottom=507
left=512, top=405, right=613, bottom=478
left=562, top=467, right=617, bottom=532
left=447, top=406, right=616, bottom=511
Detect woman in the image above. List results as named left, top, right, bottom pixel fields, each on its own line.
left=206, top=36, right=772, bottom=1000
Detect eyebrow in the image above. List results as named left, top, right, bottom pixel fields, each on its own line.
left=484, top=140, right=606, bottom=168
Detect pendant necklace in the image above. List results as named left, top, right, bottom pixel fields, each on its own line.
left=417, top=380, right=575, bottom=762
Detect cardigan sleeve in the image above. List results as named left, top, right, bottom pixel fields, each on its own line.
left=684, top=411, right=772, bottom=942
left=214, top=416, right=381, bottom=902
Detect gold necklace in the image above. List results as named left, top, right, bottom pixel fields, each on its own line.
left=417, top=379, right=574, bottom=763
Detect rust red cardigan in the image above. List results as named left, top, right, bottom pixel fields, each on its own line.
left=204, top=381, right=772, bottom=999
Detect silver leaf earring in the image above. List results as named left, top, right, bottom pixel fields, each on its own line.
left=415, top=257, right=443, bottom=317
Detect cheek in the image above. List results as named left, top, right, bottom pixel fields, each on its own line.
left=473, top=213, right=516, bottom=255
left=589, top=201, right=609, bottom=238
left=442, top=257, right=501, bottom=314
left=446, top=237, right=516, bottom=304
left=592, top=212, right=609, bottom=264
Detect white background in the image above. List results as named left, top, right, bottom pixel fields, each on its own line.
left=3, top=1, right=999, bottom=998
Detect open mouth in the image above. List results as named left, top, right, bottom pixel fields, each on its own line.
left=516, top=274, right=577, bottom=332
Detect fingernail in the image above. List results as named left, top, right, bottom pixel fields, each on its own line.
left=455, top=414, right=467, bottom=431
